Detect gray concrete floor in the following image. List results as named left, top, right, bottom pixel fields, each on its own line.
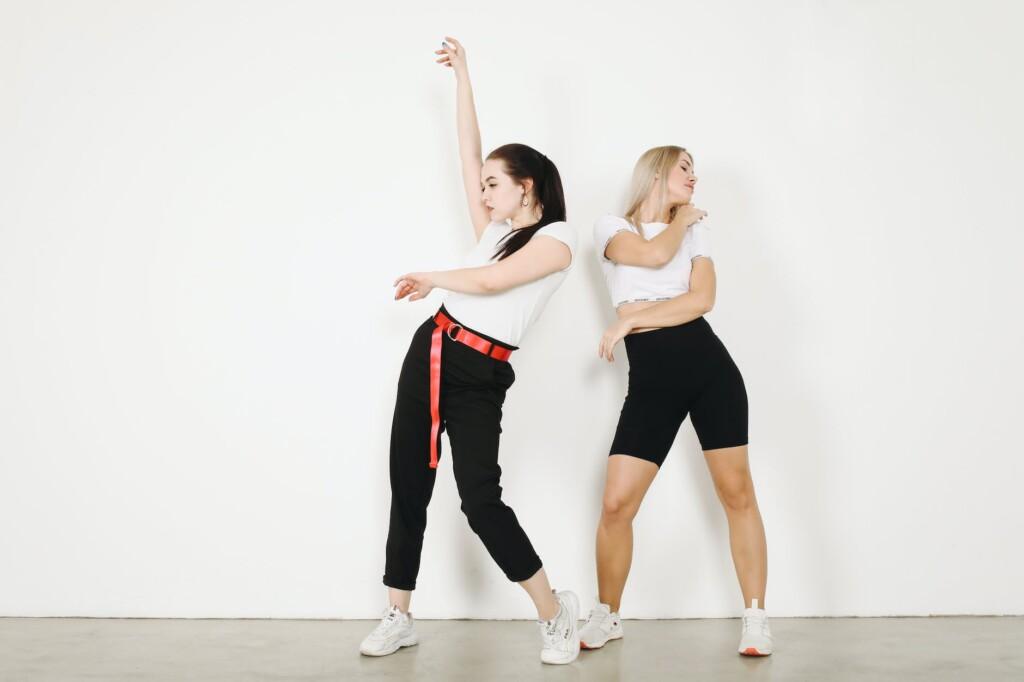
left=1, top=616, right=1022, bottom=681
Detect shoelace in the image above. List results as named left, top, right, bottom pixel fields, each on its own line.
left=587, top=608, right=618, bottom=634
left=372, top=608, right=400, bottom=636
left=541, top=613, right=567, bottom=642
left=742, top=613, right=768, bottom=637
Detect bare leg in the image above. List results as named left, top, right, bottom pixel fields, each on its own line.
left=595, top=455, right=660, bottom=613
left=519, top=567, right=559, bottom=620
left=388, top=569, right=557, bottom=620
left=388, top=588, right=411, bottom=613
left=704, top=445, right=768, bottom=608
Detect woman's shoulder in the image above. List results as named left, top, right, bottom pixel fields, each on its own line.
left=593, top=214, right=637, bottom=237
left=684, top=218, right=712, bottom=238
left=594, top=214, right=631, bottom=226
left=535, top=220, right=577, bottom=248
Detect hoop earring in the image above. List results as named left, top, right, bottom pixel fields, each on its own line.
left=522, top=196, right=529, bottom=207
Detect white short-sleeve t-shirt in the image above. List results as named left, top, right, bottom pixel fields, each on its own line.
left=442, top=219, right=577, bottom=347
left=593, top=214, right=712, bottom=308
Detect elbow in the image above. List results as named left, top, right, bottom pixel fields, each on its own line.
left=647, top=246, right=673, bottom=268
left=477, top=272, right=503, bottom=294
left=691, top=289, right=714, bottom=314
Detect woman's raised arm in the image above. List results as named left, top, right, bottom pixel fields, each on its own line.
left=436, top=36, right=490, bottom=241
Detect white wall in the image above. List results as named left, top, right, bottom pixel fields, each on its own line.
left=2, top=0, right=1022, bottom=619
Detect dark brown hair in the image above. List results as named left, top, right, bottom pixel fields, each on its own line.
left=486, top=143, right=567, bottom=261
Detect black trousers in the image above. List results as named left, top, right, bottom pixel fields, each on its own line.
left=382, top=305, right=543, bottom=590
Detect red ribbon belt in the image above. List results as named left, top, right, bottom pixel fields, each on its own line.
left=427, top=310, right=513, bottom=468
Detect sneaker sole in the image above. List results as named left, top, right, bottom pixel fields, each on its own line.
left=360, top=633, right=419, bottom=657
left=739, top=647, right=771, bottom=657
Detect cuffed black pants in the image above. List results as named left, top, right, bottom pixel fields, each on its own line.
left=382, top=305, right=543, bottom=590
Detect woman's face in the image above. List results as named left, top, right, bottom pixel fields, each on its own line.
left=480, top=158, right=533, bottom=222
left=663, top=152, right=697, bottom=206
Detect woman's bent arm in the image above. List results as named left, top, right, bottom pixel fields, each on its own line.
left=394, top=236, right=571, bottom=300
left=605, top=205, right=707, bottom=267
left=625, top=257, right=717, bottom=328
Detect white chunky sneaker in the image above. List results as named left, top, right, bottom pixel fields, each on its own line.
left=537, top=590, right=580, bottom=665
left=359, top=605, right=419, bottom=656
left=738, top=599, right=773, bottom=656
left=579, top=602, right=623, bottom=650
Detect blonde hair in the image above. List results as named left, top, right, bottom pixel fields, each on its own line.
left=623, top=145, right=692, bottom=237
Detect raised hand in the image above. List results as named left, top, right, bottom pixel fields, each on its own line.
left=434, top=36, right=468, bottom=75
left=673, top=202, right=708, bottom=227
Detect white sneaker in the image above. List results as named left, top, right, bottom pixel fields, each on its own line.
left=537, top=589, right=580, bottom=665
left=359, top=605, right=419, bottom=656
left=579, top=601, right=623, bottom=650
left=738, top=599, right=773, bottom=656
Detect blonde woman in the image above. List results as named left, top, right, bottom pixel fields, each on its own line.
left=582, top=146, right=772, bottom=656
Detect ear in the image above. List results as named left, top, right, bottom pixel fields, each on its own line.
left=520, top=178, right=534, bottom=196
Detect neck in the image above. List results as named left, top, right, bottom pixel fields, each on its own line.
left=637, top=197, right=671, bottom=224
left=510, top=204, right=543, bottom=229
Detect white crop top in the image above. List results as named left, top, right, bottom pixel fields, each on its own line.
left=594, top=214, right=712, bottom=308
left=442, top=219, right=577, bottom=347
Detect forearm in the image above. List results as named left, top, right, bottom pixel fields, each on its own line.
left=626, top=291, right=711, bottom=329
left=647, top=218, right=687, bottom=261
left=455, top=72, right=482, bottom=160
left=429, top=266, right=492, bottom=295
left=645, top=210, right=701, bottom=264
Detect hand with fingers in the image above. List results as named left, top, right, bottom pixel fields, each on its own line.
left=598, top=317, right=637, bottom=363
left=394, top=272, right=435, bottom=302
left=673, top=202, right=708, bottom=226
left=434, top=35, right=467, bottom=74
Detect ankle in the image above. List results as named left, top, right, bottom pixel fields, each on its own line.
left=598, top=596, right=621, bottom=614
left=538, top=599, right=560, bottom=622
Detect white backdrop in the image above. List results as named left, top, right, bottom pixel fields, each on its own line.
left=2, top=0, right=1022, bottom=619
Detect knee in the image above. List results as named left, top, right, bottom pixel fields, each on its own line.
left=601, top=493, right=639, bottom=525
left=459, top=485, right=503, bottom=522
left=716, top=476, right=756, bottom=513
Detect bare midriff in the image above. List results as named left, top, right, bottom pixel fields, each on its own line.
left=616, top=300, right=665, bottom=335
